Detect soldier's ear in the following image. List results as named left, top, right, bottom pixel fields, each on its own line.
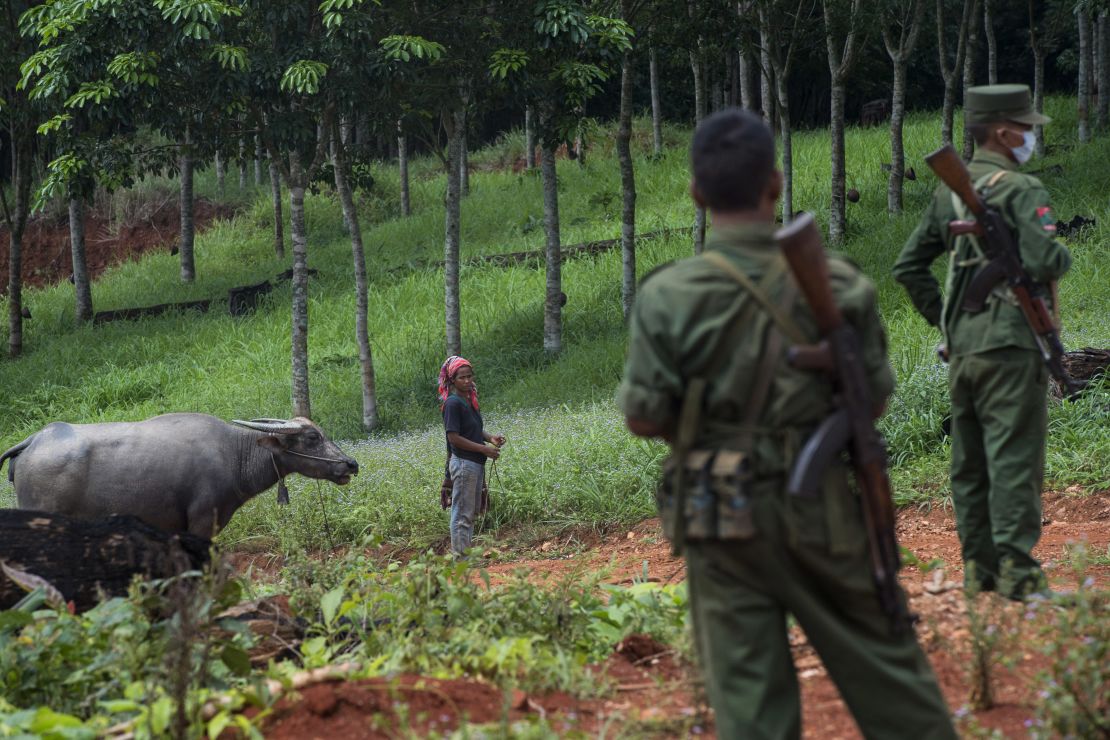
left=765, top=169, right=783, bottom=205
left=690, top=178, right=707, bottom=209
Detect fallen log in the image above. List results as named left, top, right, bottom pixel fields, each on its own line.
left=0, top=509, right=211, bottom=611
left=1052, top=347, right=1110, bottom=398
left=93, top=298, right=211, bottom=324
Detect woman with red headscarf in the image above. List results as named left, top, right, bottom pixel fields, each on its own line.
left=439, top=356, right=504, bottom=558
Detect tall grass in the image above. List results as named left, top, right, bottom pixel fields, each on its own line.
left=1, top=97, right=1107, bottom=549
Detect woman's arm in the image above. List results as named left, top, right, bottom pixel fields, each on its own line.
left=448, top=432, right=500, bottom=459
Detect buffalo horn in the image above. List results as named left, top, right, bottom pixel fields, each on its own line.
left=231, top=418, right=303, bottom=434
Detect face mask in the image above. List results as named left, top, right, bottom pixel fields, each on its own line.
left=1010, top=130, right=1036, bottom=164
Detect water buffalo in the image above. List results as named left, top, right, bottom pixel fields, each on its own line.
left=0, top=414, right=359, bottom=538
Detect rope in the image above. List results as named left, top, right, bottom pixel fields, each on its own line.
left=315, top=480, right=335, bottom=550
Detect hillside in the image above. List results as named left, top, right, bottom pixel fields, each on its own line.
left=1, top=99, right=1107, bottom=552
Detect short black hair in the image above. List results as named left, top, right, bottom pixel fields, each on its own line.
left=691, top=108, right=775, bottom=211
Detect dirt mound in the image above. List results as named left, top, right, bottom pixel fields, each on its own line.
left=616, top=633, right=669, bottom=664
left=0, top=198, right=235, bottom=293
left=255, top=675, right=509, bottom=739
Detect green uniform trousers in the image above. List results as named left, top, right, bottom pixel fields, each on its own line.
left=684, top=476, right=955, bottom=740
left=949, top=347, right=1048, bottom=598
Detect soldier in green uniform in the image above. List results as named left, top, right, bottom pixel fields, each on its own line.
left=618, top=109, right=955, bottom=739
left=894, top=85, right=1071, bottom=601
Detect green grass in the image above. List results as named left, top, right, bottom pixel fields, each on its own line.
left=1, top=97, right=1107, bottom=550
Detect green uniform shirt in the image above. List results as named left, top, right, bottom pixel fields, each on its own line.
left=893, top=149, right=1072, bottom=357
left=618, top=222, right=894, bottom=471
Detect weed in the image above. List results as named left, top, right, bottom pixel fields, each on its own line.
left=962, top=573, right=1023, bottom=711
left=1029, top=545, right=1110, bottom=739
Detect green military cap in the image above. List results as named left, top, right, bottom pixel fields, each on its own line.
left=965, top=84, right=1051, bottom=125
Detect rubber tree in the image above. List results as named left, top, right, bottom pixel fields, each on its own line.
left=936, top=0, right=975, bottom=147
left=1078, top=4, right=1093, bottom=144
left=961, top=0, right=981, bottom=159
left=491, top=1, right=632, bottom=354
left=983, top=0, right=997, bottom=84
left=617, top=0, right=649, bottom=319
left=823, top=0, right=865, bottom=245
left=882, top=0, right=926, bottom=214
left=688, top=0, right=708, bottom=252
left=756, top=0, right=812, bottom=225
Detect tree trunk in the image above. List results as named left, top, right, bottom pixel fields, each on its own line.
left=690, top=33, right=707, bottom=254
left=398, top=120, right=411, bottom=217
left=618, top=52, right=637, bottom=321
left=525, top=106, right=536, bottom=169
left=961, top=0, right=981, bottom=160
left=650, top=47, right=664, bottom=156
left=889, top=60, right=908, bottom=213
left=984, top=0, right=997, bottom=85
left=1098, top=12, right=1109, bottom=130
left=829, top=79, right=848, bottom=243
left=1027, top=0, right=1045, bottom=155
left=254, top=136, right=263, bottom=186
left=444, top=105, right=465, bottom=358
left=760, top=27, right=775, bottom=129
left=460, top=126, right=470, bottom=197
left=69, top=196, right=93, bottom=321
left=825, top=0, right=861, bottom=246
left=215, top=150, right=226, bottom=197
left=1079, top=9, right=1092, bottom=144
left=270, top=161, right=285, bottom=258
left=5, top=137, right=31, bottom=358
left=938, top=0, right=973, bottom=147
left=739, top=48, right=756, bottom=110
left=238, top=137, right=247, bottom=190
left=540, top=142, right=561, bottom=354
left=179, top=131, right=196, bottom=283
left=287, top=153, right=312, bottom=419
left=331, top=130, right=378, bottom=431
left=776, top=72, right=793, bottom=224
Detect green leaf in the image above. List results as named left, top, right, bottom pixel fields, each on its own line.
left=221, top=644, right=252, bottom=676
left=320, top=586, right=344, bottom=627
left=0, top=610, right=34, bottom=630
left=208, top=713, right=232, bottom=739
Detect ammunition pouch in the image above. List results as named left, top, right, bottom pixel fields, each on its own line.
left=657, top=449, right=755, bottom=543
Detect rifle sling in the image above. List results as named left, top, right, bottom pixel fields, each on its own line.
left=702, top=251, right=808, bottom=346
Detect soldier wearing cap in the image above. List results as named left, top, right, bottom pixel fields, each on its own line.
left=894, top=84, right=1072, bottom=601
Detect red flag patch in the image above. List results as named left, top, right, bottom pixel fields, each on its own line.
left=1036, top=206, right=1057, bottom=232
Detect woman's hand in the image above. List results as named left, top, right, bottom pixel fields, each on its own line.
left=485, top=444, right=501, bottom=460
left=490, top=434, right=506, bottom=447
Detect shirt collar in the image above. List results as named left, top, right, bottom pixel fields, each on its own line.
left=971, top=148, right=1018, bottom=172
left=705, top=221, right=779, bottom=251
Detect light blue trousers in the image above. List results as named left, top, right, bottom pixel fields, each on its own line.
left=448, top=457, right=483, bottom=557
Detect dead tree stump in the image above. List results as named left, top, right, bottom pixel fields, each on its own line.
left=0, top=509, right=211, bottom=611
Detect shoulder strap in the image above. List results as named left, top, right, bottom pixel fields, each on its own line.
left=701, top=251, right=808, bottom=345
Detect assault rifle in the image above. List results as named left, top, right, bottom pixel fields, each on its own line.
left=924, top=145, right=1082, bottom=399
left=776, top=214, right=914, bottom=635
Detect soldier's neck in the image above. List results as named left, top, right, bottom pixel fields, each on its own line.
left=708, top=208, right=774, bottom=229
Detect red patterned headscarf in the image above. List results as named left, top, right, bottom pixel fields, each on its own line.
left=438, top=355, right=478, bottom=411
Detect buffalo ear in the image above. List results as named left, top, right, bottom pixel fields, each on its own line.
left=256, top=436, right=285, bottom=452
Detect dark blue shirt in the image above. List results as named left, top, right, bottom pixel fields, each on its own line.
left=443, top=395, right=486, bottom=465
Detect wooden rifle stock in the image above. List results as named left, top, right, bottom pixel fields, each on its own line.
left=776, top=214, right=842, bottom=334
left=776, top=213, right=913, bottom=634
left=925, top=145, right=986, bottom=217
